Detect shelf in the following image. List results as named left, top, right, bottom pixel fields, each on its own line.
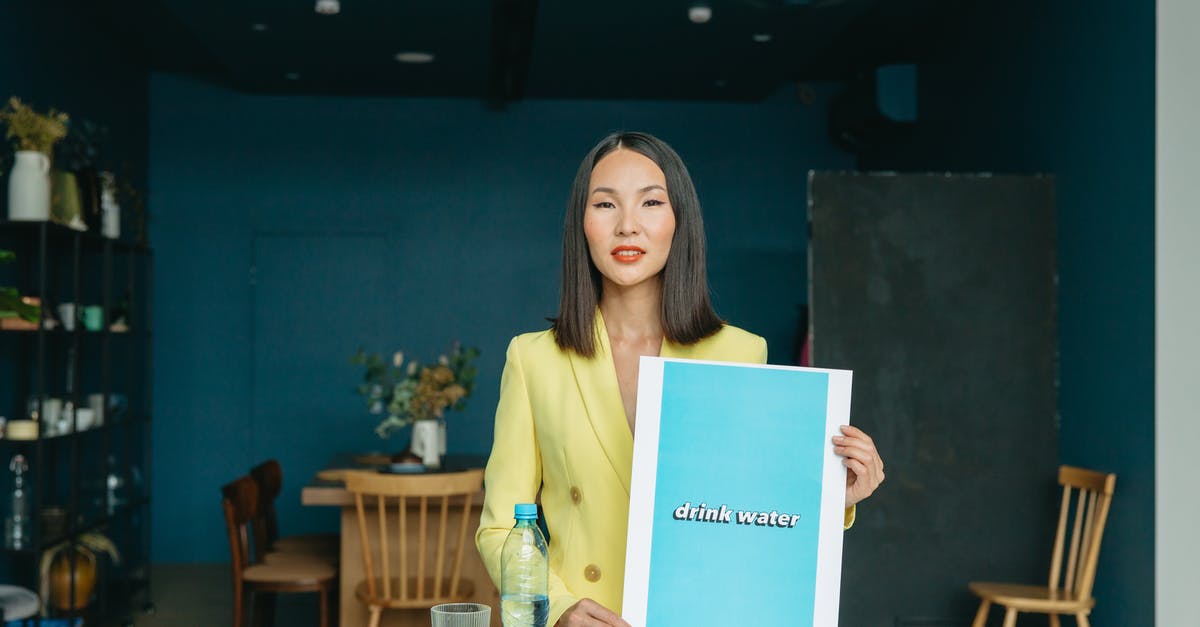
left=2, top=209, right=153, bottom=619
left=94, top=570, right=152, bottom=627
left=42, top=417, right=149, bottom=441
left=3, top=548, right=151, bottom=627
left=75, top=497, right=153, bottom=536
left=0, top=497, right=151, bottom=556
left=0, top=328, right=151, bottom=339
left=1, top=412, right=153, bottom=445
left=0, top=219, right=151, bottom=254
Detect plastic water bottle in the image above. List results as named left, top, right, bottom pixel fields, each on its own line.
left=500, top=503, right=549, bottom=626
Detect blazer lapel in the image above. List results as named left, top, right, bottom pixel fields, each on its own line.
left=567, top=311, right=634, bottom=496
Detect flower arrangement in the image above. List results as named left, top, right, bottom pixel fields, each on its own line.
left=352, top=342, right=480, bottom=438
left=0, top=97, right=69, bottom=155
left=54, top=118, right=107, bottom=172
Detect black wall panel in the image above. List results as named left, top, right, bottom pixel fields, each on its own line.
left=810, top=172, right=1058, bottom=626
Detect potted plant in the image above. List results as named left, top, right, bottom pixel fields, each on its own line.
left=53, top=119, right=108, bottom=232
left=0, top=97, right=68, bottom=221
left=39, top=531, right=121, bottom=613
left=0, top=249, right=40, bottom=326
left=351, top=342, right=480, bottom=467
left=111, top=167, right=146, bottom=245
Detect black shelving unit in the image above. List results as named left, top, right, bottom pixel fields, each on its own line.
left=0, top=219, right=153, bottom=626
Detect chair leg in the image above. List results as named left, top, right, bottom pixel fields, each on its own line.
left=1050, top=613, right=1061, bottom=627
left=971, top=600, right=991, bottom=627
left=367, top=605, right=383, bottom=627
left=233, top=585, right=245, bottom=627
left=1075, top=612, right=1090, bottom=627
left=1001, top=607, right=1018, bottom=627
left=319, top=587, right=329, bottom=627
left=252, top=591, right=276, bottom=627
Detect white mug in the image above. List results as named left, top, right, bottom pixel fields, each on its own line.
left=87, top=394, right=106, bottom=424
left=58, top=402, right=74, bottom=435
left=76, top=408, right=95, bottom=431
left=57, top=303, right=77, bottom=331
left=41, top=398, right=63, bottom=424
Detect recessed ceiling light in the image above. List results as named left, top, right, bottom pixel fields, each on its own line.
left=394, top=51, right=435, bottom=64
left=315, top=0, right=340, bottom=15
left=688, top=5, right=712, bottom=24
left=285, top=72, right=301, bottom=81
left=753, top=33, right=772, bottom=43
left=714, top=79, right=728, bottom=88
left=251, top=23, right=269, bottom=32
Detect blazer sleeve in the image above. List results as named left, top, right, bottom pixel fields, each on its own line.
left=475, top=337, right=579, bottom=621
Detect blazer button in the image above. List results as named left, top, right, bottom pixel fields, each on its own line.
left=584, top=564, right=601, bottom=582
left=570, top=487, right=582, bottom=504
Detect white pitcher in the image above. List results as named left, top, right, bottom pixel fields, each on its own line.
left=410, top=420, right=442, bottom=468
left=7, top=150, right=51, bottom=221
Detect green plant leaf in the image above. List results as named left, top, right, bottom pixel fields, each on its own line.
left=0, top=287, right=39, bottom=322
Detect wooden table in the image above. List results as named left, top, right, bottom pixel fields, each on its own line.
left=302, top=455, right=500, bottom=627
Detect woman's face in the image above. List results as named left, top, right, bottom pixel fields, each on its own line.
left=583, top=149, right=677, bottom=291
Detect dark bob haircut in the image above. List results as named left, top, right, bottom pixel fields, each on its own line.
left=553, top=131, right=723, bottom=357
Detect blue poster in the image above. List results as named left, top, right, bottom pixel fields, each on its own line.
left=623, top=358, right=852, bottom=627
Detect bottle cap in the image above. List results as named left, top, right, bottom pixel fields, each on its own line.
left=514, top=503, right=538, bottom=520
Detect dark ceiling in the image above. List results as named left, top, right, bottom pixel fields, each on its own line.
left=90, top=0, right=963, bottom=105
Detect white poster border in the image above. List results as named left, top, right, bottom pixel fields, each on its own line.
left=623, top=357, right=852, bottom=627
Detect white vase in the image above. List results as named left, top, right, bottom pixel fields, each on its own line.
left=101, top=188, right=120, bottom=239
left=411, top=420, right=442, bottom=468
left=7, top=151, right=51, bottom=221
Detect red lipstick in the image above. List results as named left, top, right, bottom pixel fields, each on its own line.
left=610, top=245, right=646, bottom=263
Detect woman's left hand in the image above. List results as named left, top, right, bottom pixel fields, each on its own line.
left=833, top=425, right=885, bottom=506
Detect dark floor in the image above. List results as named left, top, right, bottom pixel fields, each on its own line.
left=134, top=563, right=319, bottom=627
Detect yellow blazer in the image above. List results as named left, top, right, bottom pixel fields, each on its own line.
left=475, top=314, right=851, bottom=625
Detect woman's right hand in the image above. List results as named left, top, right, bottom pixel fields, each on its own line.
left=556, top=598, right=631, bottom=626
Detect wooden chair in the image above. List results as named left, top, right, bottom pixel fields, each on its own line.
left=222, top=475, right=337, bottom=627
left=342, top=469, right=485, bottom=627
left=250, top=459, right=340, bottom=563
left=969, top=465, right=1117, bottom=627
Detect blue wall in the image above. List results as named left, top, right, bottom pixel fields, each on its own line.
left=862, top=0, right=1155, bottom=624
left=148, top=74, right=853, bottom=562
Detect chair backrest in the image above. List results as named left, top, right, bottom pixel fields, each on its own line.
left=1047, top=465, right=1117, bottom=601
left=221, top=475, right=261, bottom=586
left=342, top=469, right=485, bottom=608
left=249, top=459, right=284, bottom=553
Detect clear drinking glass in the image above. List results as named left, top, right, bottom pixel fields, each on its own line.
left=431, top=603, right=491, bottom=627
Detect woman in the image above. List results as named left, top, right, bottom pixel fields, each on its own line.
left=476, top=132, right=884, bottom=627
